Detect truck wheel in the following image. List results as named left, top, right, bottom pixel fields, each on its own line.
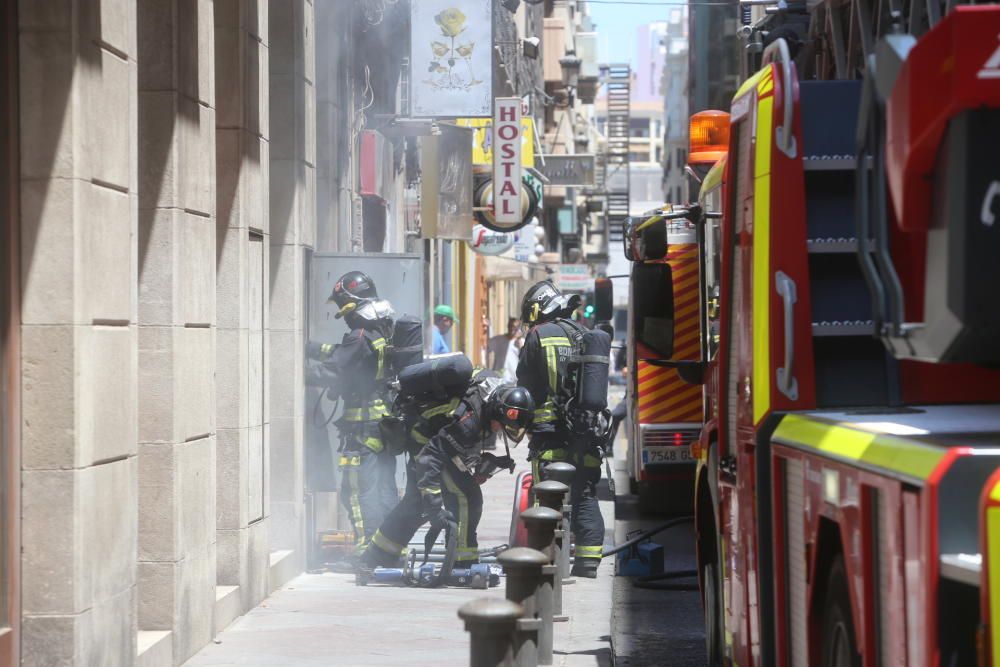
left=820, top=556, right=861, bottom=667
left=702, top=560, right=724, bottom=665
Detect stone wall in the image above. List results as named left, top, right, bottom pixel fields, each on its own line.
left=18, top=0, right=139, bottom=664
left=16, top=0, right=314, bottom=664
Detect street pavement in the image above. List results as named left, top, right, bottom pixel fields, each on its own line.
left=185, top=448, right=614, bottom=666
left=186, top=385, right=705, bottom=666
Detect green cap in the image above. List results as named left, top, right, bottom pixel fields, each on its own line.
left=434, top=304, right=459, bottom=323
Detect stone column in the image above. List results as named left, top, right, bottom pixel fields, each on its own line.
left=214, top=0, right=271, bottom=616
left=136, top=0, right=218, bottom=662
left=267, top=0, right=314, bottom=572
left=18, top=1, right=139, bottom=665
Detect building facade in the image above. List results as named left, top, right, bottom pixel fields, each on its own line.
left=1, top=1, right=610, bottom=664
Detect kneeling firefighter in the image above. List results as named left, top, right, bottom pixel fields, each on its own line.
left=306, top=271, right=399, bottom=553
left=363, top=354, right=534, bottom=572
left=517, top=280, right=612, bottom=578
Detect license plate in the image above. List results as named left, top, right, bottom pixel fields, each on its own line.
left=642, top=446, right=693, bottom=465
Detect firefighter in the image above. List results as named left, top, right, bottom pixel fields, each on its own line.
left=362, top=372, right=534, bottom=572
left=306, top=271, right=399, bottom=553
left=517, top=280, right=608, bottom=578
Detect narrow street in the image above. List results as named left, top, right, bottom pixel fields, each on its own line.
left=184, top=388, right=706, bottom=666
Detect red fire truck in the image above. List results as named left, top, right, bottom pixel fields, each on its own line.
left=639, top=6, right=1000, bottom=665
left=620, top=112, right=731, bottom=513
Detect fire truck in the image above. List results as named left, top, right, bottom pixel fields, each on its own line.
left=618, top=112, right=732, bottom=514
left=629, top=5, right=1000, bottom=665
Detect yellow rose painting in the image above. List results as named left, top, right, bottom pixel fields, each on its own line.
left=424, top=6, right=482, bottom=92
left=411, top=1, right=491, bottom=116
left=434, top=8, right=466, bottom=37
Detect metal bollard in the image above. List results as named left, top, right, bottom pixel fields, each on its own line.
left=498, top=547, right=549, bottom=667
left=519, top=507, right=561, bottom=665
left=540, top=462, right=576, bottom=584
left=458, top=598, right=523, bottom=667
left=532, top=480, right=570, bottom=617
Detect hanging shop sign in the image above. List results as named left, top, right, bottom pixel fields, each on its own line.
left=473, top=173, right=541, bottom=233
left=409, top=1, right=493, bottom=118
left=538, top=154, right=596, bottom=186
left=492, top=97, right=522, bottom=228
left=456, top=117, right=536, bottom=167
left=556, top=264, right=592, bottom=292
left=467, top=225, right=516, bottom=255
left=420, top=123, right=474, bottom=239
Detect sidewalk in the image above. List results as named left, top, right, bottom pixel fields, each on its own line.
left=185, top=453, right=615, bottom=667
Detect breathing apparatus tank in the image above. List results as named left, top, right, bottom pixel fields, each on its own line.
left=389, top=315, right=424, bottom=374
left=575, top=327, right=611, bottom=411
left=396, top=353, right=474, bottom=400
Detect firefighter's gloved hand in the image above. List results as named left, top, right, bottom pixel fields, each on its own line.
left=422, top=493, right=453, bottom=528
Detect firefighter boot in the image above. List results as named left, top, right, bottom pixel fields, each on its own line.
left=571, top=557, right=600, bottom=579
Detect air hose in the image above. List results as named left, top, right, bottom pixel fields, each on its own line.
left=601, top=516, right=694, bottom=557
left=602, top=515, right=699, bottom=591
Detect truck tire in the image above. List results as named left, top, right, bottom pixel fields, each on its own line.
left=702, top=560, right=724, bottom=665
left=820, top=556, right=861, bottom=667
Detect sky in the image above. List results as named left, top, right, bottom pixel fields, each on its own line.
left=587, top=2, right=672, bottom=65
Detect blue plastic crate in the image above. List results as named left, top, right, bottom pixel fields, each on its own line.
left=615, top=541, right=664, bottom=577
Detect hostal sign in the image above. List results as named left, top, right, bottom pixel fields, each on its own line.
left=492, top=97, right=522, bottom=227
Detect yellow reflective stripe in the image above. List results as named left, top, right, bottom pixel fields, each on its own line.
left=752, top=88, right=773, bottom=425
left=343, top=403, right=390, bottom=421
left=539, top=336, right=571, bottom=347
left=363, top=436, right=383, bottom=453
left=370, top=337, right=387, bottom=350
left=339, top=455, right=361, bottom=466
left=372, top=530, right=406, bottom=556
left=700, top=157, right=726, bottom=197
left=422, top=398, right=461, bottom=419
left=772, top=414, right=947, bottom=481
left=421, top=487, right=442, bottom=496
left=456, top=548, right=480, bottom=559
left=535, top=402, right=557, bottom=423
left=539, top=448, right=567, bottom=461
left=583, top=454, right=601, bottom=468
left=411, top=429, right=430, bottom=445
left=546, top=347, right=557, bottom=394
left=733, top=66, right=769, bottom=103
left=576, top=545, right=602, bottom=558
left=347, top=467, right=365, bottom=546
left=443, top=469, right=470, bottom=553
left=320, top=343, right=334, bottom=356
left=988, top=504, right=1000, bottom=667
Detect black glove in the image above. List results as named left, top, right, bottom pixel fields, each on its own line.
left=422, top=492, right=454, bottom=527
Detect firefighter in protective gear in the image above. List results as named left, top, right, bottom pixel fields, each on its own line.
left=517, top=280, right=607, bottom=578
left=306, top=271, right=398, bottom=552
left=363, top=372, right=534, bottom=571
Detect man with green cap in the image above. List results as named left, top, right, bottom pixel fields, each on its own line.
left=432, top=304, right=458, bottom=354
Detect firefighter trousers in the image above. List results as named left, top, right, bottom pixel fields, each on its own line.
left=339, top=433, right=399, bottom=550
left=366, top=458, right=483, bottom=567
left=531, top=438, right=605, bottom=564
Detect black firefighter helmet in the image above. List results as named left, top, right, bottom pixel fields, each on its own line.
left=328, top=271, right=378, bottom=319
left=520, top=280, right=582, bottom=325
left=489, top=385, right=534, bottom=444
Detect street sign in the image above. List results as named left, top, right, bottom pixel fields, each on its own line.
left=493, top=98, right=522, bottom=227
left=557, top=264, right=592, bottom=292
left=539, top=154, right=597, bottom=186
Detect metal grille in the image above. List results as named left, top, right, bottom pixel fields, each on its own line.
left=785, top=457, right=808, bottom=666
left=642, top=429, right=701, bottom=447
left=605, top=64, right=630, bottom=245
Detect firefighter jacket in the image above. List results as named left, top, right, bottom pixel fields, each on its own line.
left=318, top=327, right=390, bottom=448
left=516, top=318, right=584, bottom=434
left=409, top=369, right=499, bottom=498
